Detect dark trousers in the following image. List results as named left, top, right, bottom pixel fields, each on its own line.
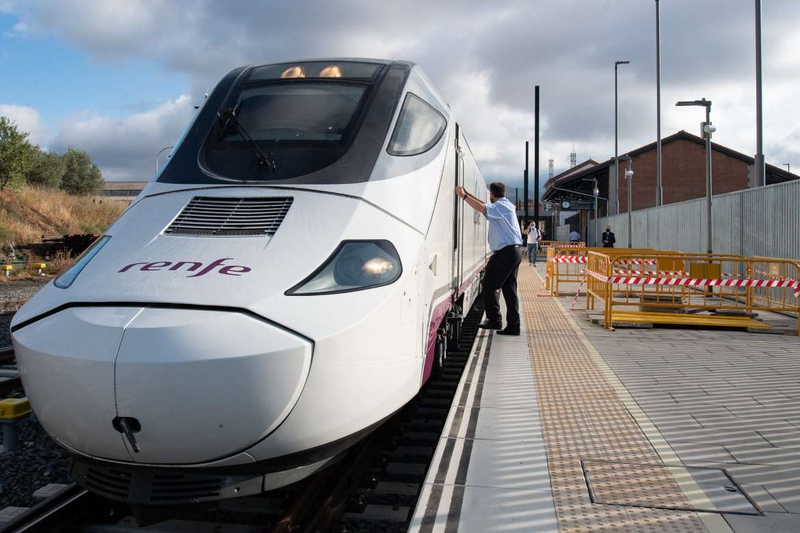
left=482, top=245, right=523, bottom=328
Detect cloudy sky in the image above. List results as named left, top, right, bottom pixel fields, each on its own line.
left=0, top=0, right=798, bottom=189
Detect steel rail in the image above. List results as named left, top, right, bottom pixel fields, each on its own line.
left=0, top=483, right=110, bottom=533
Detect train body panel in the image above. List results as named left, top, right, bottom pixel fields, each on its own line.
left=11, top=58, right=493, bottom=504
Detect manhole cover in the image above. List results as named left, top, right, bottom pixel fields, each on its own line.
left=582, top=460, right=761, bottom=516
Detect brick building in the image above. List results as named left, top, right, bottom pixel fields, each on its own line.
left=542, top=130, right=798, bottom=233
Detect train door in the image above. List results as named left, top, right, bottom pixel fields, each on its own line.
left=452, top=124, right=464, bottom=294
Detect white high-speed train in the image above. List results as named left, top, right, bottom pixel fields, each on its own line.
left=11, top=59, right=489, bottom=507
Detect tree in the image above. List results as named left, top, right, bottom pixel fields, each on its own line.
left=60, top=148, right=103, bottom=195
left=27, top=147, right=66, bottom=188
left=0, top=117, right=35, bottom=190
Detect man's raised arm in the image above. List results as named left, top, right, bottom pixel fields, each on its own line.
left=455, top=186, right=487, bottom=215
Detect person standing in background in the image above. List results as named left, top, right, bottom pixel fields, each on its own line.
left=455, top=182, right=523, bottom=336
left=568, top=229, right=581, bottom=242
left=602, top=226, right=616, bottom=248
left=523, top=221, right=540, bottom=266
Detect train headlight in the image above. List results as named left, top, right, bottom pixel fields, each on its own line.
left=287, top=240, right=402, bottom=295
left=54, top=235, right=111, bottom=289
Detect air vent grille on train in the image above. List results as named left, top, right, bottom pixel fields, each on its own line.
left=165, top=196, right=293, bottom=236
left=85, top=467, right=132, bottom=500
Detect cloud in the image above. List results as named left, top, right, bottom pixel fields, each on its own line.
left=51, top=95, right=196, bottom=181
left=0, top=104, right=48, bottom=145
left=6, top=0, right=800, bottom=184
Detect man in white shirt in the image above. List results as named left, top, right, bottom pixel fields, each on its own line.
left=523, top=221, right=540, bottom=266
left=568, top=229, right=581, bottom=242
left=456, top=182, right=523, bottom=336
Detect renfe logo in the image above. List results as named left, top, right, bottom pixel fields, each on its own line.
left=118, top=258, right=251, bottom=277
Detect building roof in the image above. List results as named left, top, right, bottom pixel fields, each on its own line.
left=544, top=159, right=600, bottom=189
left=628, top=130, right=797, bottom=183
left=542, top=130, right=798, bottom=203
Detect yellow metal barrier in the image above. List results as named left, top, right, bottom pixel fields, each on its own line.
left=585, top=251, right=800, bottom=334
left=546, top=246, right=659, bottom=296
left=539, top=240, right=584, bottom=255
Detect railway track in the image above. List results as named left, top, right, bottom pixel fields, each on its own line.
left=0, top=307, right=481, bottom=532
left=0, top=346, right=21, bottom=397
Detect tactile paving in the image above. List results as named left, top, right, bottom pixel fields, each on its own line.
left=519, top=267, right=709, bottom=532
left=583, top=461, right=759, bottom=515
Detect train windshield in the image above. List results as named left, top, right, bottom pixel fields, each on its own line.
left=203, top=80, right=371, bottom=181
left=222, top=84, right=365, bottom=143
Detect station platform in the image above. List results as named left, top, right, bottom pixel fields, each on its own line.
left=410, top=263, right=800, bottom=532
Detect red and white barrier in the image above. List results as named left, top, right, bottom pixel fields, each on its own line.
left=551, top=256, right=660, bottom=266
left=587, top=271, right=800, bottom=296
left=552, top=256, right=588, bottom=264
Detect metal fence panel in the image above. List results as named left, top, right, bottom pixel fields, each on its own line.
left=590, top=180, right=800, bottom=259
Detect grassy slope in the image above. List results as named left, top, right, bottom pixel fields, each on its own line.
left=0, top=186, right=127, bottom=244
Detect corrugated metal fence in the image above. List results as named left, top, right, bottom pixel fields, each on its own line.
left=590, top=180, right=800, bottom=260
left=556, top=225, right=570, bottom=242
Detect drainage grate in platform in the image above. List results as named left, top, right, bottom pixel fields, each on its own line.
left=583, top=460, right=762, bottom=516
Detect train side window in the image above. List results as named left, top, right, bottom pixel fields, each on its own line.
left=387, top=93, right=447, bottom=156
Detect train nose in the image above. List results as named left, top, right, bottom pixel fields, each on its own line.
left=13, top=307, right=312, bottom=465
left=114, top=308, right=312, bottom=464
left=12, top=308, right=144, bottom=462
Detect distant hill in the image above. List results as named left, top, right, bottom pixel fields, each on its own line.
left=0, top=185, right=127, bottom=244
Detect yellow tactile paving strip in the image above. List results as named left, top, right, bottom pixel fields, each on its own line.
left=519, top=266, right=711, bottom=532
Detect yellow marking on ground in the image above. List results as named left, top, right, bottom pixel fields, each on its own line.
left=519, top=266, right=733, bottom=532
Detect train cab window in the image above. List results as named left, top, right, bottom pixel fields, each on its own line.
left=387, top=93, right=447, bottom=157
left=220, top=84, right=366, bottom=143
left=202, top=82, right=369, bottom=180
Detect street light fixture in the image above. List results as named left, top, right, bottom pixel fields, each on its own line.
left=784, top=163, right=791, bottom=173
left=676, top=98, right=714, bottom=253
left=614, top=60, right=630, bottom=216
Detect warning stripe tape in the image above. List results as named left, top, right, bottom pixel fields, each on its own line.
left=542, top=243, right=584, bottom=249
left=587, top=271, right=800, bottom=296
left=552, top=256, right=661, bottom=265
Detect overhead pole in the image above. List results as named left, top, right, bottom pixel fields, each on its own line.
left=704, top=103, right=713, bottom=254
left=524, top=141, right=529, bottom=227
left=534, top=86, right=541, bottom=226
left=676, top=98, right=713, bottom=254
left=655, top=0, right=663, bottom=205
left=614, top=60, right=630, bottom=215
left=754, top=0, right=765, bottom=187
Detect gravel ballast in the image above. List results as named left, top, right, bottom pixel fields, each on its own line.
left=0, top=419, right=72, bottom=509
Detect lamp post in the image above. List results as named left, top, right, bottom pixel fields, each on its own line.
left=155, top=146, right=174, bottom=173
left=655, top=0, right=663, bottom=205
left=614, top=60, right=630, bottom=215
left=593, top=179, right=599, bottom=246
left=582, top=178, right=600, bottom=246
left=676, top=98, right=714, bottom=253
left=755, top=0, right=765, bottom=187
left=784, top=164, right=791, bottom=173
left=619, top=155, right=633, bottom=248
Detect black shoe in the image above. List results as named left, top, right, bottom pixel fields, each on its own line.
left=478, top=321, right=503, bottom=330
left=497, top=328, right=520, bottom=336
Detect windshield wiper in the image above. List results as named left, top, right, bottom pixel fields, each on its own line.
left=217, top=103, right=277, bottom=172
